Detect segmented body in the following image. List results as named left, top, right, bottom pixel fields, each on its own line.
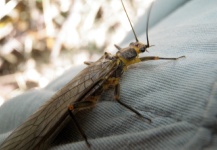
left=0, top=1, right=184, bottom=149
left=0, top=53, right=119, bottom=150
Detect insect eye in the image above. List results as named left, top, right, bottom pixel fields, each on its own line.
left=140, top=47, right=146, bottom=52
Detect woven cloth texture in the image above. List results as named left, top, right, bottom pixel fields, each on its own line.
left=0, top=0, right=217, bottom=149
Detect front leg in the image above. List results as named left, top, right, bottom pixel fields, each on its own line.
left=139, top=56, right=185, bottom=62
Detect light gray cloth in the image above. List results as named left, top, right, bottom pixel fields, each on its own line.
left=1, top=0, right=217, bottom=149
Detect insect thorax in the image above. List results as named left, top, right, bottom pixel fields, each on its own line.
left=116, top=47, right=141, bottom=70
left=117, top=47, right=137, bottom=60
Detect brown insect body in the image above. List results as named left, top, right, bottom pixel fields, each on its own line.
left=0, top=44, right=147, bottom=150
left=0, top=0, right=185, bottom=149
left=0, top=54, right=117, bottom=150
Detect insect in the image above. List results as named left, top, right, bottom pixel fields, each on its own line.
left=0, top=0, right=185, bottom=149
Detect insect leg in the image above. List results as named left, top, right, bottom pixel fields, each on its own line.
left=67, top=109, right=91, bottom=148
left=68, top=100, right=97, bottom=111
left=84, top=61, right=93, bottom=65
left=114, top=82, right=152, bottom=123
left=68, top=97, right=98, bottom=148
left=140, top=56, right=185, bottom=62
left=114, top=44, right=122, bottom=51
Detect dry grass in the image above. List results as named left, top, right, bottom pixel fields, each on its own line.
left=0, top=0, right=152, bottom=104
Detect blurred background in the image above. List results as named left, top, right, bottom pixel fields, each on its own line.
left=0, top=0, right=153, bottom=105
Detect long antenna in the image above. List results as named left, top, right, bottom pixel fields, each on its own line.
left=121, top=0, right=139, bottom=42
left=146, top=2, right=154, bottom=47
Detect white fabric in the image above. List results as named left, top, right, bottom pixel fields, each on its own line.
left=1, top=0, right=217, bottom=149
